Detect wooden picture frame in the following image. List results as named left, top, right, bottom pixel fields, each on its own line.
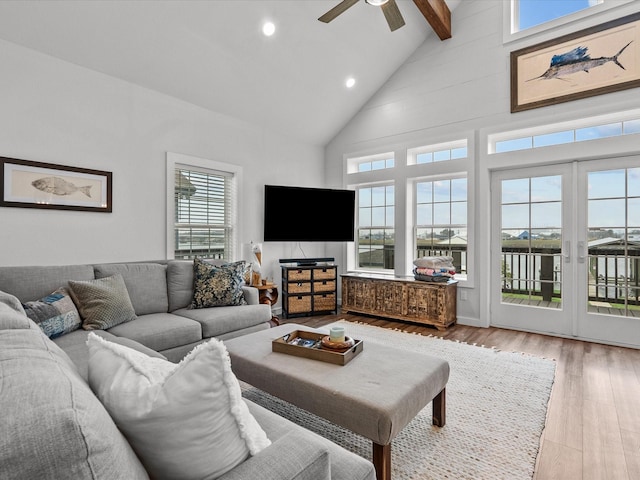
left=0, top=157, right=112, bottom=212
left=511, top=12, right=640, bottom=113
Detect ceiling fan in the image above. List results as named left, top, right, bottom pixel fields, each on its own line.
left=318, top=0, right=405, bottom=32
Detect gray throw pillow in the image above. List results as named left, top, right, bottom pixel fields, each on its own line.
left=69, top=274, right=137, bottom=330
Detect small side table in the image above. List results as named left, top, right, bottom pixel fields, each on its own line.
left=254, top=282, right=280, bottom=326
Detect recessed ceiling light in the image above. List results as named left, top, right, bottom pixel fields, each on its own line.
left=346, top=77, right=356, bottom=88
left=262, top=22, right=276, bottom=37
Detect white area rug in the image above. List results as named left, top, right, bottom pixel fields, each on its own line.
left=241, top=320, right=556, bottom=480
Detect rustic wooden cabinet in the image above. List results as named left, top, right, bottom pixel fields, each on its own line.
left=282, top=265, right=337, bottom=318
left=341, top=273, right=457, bottom=330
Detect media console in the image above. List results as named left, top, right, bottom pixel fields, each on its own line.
left=280, top=261, right=337, bottom=318
left=341, top=273, right=457, bottom=330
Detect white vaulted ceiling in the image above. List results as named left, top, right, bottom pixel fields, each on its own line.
left=0, top=0, right=457, bottom=146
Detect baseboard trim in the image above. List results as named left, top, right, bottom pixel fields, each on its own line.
left=455, top=315, right=484, bottom=328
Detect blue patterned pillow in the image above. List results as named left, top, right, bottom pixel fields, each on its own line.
left=191, top=258, right=248, bottom=309
left=23, top=287, right=81, bottom=338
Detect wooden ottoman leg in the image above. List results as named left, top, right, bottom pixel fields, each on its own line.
left=432, top=387, right=446, bottom=427
left=373, top=442, right=391, bottom=480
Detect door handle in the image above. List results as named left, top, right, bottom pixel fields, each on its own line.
left=578, top=241, right=586, bottom=264
left=563, top=240, right=571, bottom=263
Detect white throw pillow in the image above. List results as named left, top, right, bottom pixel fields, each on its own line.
left=86, top=333, right=271, bottom=480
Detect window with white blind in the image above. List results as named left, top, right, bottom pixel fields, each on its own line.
left=167, top=153, right=241, bottom=261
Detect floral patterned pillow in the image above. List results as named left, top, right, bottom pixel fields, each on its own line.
left=191, top=258, right=249, bottom=309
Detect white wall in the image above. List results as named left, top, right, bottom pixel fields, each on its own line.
left=0, top=39, right=328, bottom=286
left=325, top=0, right=640, bottom=326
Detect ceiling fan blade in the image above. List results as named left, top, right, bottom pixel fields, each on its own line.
left=318, top=0, right=360, bottom=23
left=381, top=0, right=405, bottom=31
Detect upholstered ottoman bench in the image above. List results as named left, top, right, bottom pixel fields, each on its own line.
left=224, top=323, right=450, bottom=480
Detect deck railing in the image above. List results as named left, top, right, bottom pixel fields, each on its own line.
left=501, top=246, right=640, bottom=306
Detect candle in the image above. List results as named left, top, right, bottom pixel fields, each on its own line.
left=330, top=326, right=345, bottom=343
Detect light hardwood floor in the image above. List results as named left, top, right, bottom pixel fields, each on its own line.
left=281, top=312, right=640, bottom=480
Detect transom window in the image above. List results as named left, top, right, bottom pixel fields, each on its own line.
left=489, top=110, right=640, bottom=154
left=408, top=140, right=467, bottom=165
left=347, top=152, right=394, bottom=174
left=514, top=0, right=600, bottom=32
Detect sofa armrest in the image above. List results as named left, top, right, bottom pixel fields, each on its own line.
left=217, top=431, right=331, bottom=480
left=242, top=285, right=260, bottom=305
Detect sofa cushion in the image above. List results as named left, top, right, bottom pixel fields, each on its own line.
left=166, top=260, right=195, bottom=311
left=94, top=263, right=169, bottom=315
left=0, top=301, right=34, bottom=330
left=0, top=290, right=26, bottom=314
left=174, top=304, right=272, bottom=338
left=192, top=258, right=249, bottom=308
left=0, top=264, right=95, bottom=302
left=87, top=334, right=271, bottom=480
left=166, top=259, right=229, bottom=311
left=216, top=430, right=331, bottom=480
left=167, top=259, right=242, bottom=311
left=106, top=313, right=202, bottom=352
left=53, top=328, right=168, bottom=380
left=245, top=400, right=376, bottom=480
left=69, top=273, right=138, bottom=330
left=22, top=287, right=81, bottom=338
left=0, top=328, right=149, bottom=480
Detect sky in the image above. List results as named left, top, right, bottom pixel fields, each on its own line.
left=518, top=0, right=598, bottom=30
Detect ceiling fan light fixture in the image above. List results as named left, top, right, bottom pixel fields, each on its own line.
left=365, top=0, right=389, bottom=6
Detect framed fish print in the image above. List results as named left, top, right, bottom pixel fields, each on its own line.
left=0, top=157, right=112, bottom=212
left=511, top=12, right=640, bottom=113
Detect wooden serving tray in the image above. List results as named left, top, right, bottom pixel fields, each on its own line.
left=272, top=330, right=363, bottom=366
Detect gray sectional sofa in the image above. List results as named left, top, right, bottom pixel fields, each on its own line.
left=0, top=260, right=376, bottom=480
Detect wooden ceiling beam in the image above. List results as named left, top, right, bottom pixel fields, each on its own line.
left=413, top=0, right=451, bottom=40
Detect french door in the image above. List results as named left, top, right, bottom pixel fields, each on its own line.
left=491, top=157, right=640, bottom=348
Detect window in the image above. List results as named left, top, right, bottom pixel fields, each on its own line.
left=415, top=177, right=468, bottom=277
left=358, top=157, right=394, bottom=172
left=489, top=110, right=640, bottom=154
left=347, top=152, right=395, bottom=174
left=408, top=140, right=467, bottom=165
left=357, top=185, right=395, bottom=270
left=167, top=153, right=240, bottom=261
left=514, top=0, right=600, bottom=32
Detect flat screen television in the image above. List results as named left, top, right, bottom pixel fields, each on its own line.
left=263, top=185, right=355, bottom=242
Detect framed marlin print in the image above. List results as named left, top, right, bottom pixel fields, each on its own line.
left=511, top=12, right=640, bottom=113
left=0, top=157, right=112, bottom=212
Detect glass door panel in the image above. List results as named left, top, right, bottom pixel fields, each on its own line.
left=500, top=175, right=563, bottom=307
left=585, top=167, right=640, bottom=318
left=491, top=165, right=572, bottom=336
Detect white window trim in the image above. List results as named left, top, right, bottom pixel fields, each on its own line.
left=166, top=152, right=243, bottom=260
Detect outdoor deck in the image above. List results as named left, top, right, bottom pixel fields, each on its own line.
left=502, top=296, right=640, bottom=317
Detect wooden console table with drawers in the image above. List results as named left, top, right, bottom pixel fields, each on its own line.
left=341, top=273, right=457, bottom=330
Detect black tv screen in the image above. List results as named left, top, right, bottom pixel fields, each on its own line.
left=264, top=185, right=355, bottom=242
